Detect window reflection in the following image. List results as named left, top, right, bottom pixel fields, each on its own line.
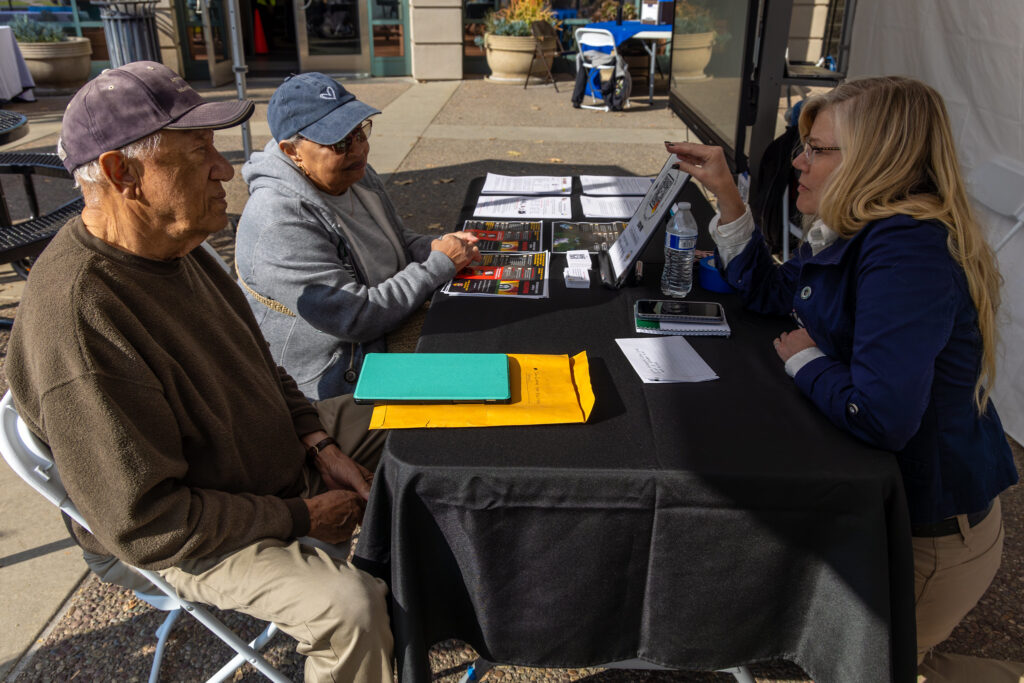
left=670, top=0, right=748, bottom=151
left=373, top=24, right=403, bottom=57
left=463, top=0, right=496, bottom=63
left=305, top=0, right=361, bottom=55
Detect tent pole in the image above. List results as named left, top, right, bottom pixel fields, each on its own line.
left=225, top=0, right=252, bottom=161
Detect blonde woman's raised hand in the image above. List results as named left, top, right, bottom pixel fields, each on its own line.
left=665, top=141, right=746, bottom=224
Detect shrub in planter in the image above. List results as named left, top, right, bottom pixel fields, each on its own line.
left=474, top=0, right=559, bottom=83
left=671, top=0, right=717, bottom=80
left=11, top=15, right=92, bottom=89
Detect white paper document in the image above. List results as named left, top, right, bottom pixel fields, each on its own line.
left=580, top=175, right=655, bottom=196
left=474, top=195, right=572, bottom=219
left=615, top=336, right=719, bottom=383
left=481, top=173, right=572, bottom=195
left=581, top=195, right=642, bottom=219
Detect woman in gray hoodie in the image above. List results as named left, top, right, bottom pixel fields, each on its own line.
left=236, top=73, right=479, bottom=400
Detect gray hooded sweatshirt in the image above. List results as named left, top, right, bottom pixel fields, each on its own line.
left=236, top=140, right=456, bottom=400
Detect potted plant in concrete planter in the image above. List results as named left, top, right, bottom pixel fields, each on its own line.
left=672, top=0, right=716, bottom=80
left=476, top=0, right=558, bottom=84
left=11, top=15, right=92, bottom=89
left=587, top=0, right=637, bottom=22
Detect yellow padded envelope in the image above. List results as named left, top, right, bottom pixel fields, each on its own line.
left=368, top=351, right=595, bottom=429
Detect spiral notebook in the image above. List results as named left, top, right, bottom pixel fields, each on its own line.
left=634, top=314, right=731, bottom=337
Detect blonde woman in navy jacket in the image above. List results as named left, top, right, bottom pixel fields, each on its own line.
left=668, top=77, right=1020, bottom=682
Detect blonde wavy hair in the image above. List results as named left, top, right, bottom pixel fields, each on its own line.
left=799, top=76, right=1002, bottom=411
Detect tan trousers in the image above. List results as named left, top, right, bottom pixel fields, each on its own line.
left=91, top=395, right=393, bottom=683
left=915, top=497, right=1024, bottom=683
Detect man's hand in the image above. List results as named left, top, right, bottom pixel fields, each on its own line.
left=304, top=489, right=366, bottom=544
left=317, top=445, right=373, bottom=499
left=302, top=431, right=373, bottom=499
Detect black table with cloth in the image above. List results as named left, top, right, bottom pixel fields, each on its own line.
left=352, top=177, right=917, bottom=683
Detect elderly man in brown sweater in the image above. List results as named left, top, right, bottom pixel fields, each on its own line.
left=5, top=62, right=393, bottom=682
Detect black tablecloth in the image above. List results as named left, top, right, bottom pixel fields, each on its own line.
left=353, top=179, right=916, bottom=683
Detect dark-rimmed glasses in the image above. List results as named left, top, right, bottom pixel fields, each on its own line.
left=792, top=141, right=841, bottom=165
left=320, top=119, right=373, bottom=155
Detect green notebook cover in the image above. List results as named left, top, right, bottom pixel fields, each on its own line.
left=353, top=353, right=511, bottom=404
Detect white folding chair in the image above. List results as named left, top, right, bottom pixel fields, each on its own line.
left=0, top=391, right=290, bottom=683
left=200, top=239, right=233, bottom=274
left=574, top=27, right=620, bottom=111
left=966, top=155, right=1024, bottom=253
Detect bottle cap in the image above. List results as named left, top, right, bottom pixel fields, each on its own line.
left=678, top=202, right=691, bottom=210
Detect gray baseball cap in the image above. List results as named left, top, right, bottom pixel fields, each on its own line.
left=267, top=72, right=379, bottom=145
left=58, top=61, right=254, bottom=173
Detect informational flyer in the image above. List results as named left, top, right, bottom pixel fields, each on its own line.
left=579, top=175, right=655, bottom=196
left=481, top=173, right=572, bottom=195
left=442, top=251, right=550, bottom=298
left=606, top=156, right=691, bottom=285
left=461, top=220, right=543, bottom=251
left=580, top=195, right=642, bottom=219
left=474, top=195, right=572, bottom=219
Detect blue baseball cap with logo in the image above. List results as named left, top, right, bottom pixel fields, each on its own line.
left=267, top=72, right=380, bottom=144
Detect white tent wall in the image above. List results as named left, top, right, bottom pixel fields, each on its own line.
left=847, top=0, right=1024, bottom=444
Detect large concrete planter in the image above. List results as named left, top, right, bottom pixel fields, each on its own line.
left=484, top=33, right=556, bottom=84
left=18, top=37, right=93, bottom=89
left=671, top=31, right=714, bottom=80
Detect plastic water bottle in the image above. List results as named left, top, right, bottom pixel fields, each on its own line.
left=661, top=202, right=698, bottom=297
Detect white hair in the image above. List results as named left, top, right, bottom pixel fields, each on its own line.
left=66, top=131, right=163, bottom=188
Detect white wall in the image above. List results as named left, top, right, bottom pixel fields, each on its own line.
left=848, top=0, right=1024, bottom=443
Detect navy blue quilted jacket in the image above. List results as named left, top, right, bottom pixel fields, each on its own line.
left=722, top=214, right=1018, bottom=525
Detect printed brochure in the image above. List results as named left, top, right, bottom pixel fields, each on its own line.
left=442, top=251, right=549, bottom=298
left=461, top=220, right=543, bottom=252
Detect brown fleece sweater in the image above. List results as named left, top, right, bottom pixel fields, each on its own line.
left=6, top=218, right=323, bottom=570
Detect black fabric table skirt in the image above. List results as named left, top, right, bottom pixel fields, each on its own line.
left=354, top=179, right=916, bottom=683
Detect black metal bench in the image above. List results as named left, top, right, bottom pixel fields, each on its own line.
left=0, top=110, right=28, bottom=147
left=0, top=152, right=83, bottom=277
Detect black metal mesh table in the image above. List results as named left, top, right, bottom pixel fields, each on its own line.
left=0, top=110, right=27, bottom=146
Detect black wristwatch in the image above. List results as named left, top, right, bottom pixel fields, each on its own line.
left=305, top=436, right=337, bottom=466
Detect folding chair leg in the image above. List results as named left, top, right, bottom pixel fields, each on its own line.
left=148, top=608, right=182, bottom=683
left=720, top=666, right=756, bottom=683
left=135, top=569, right=291, bottom=683
left=458, top=657, right=494, bottom=682
left=207, top=623, right=281, bottom=683
left=524, top=55, right=535, bottom=89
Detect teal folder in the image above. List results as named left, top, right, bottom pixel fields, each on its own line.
left=353, top=353, right=511, bottom=404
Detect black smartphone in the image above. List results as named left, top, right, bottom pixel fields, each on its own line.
left=634, top=299, right=725, bottom=324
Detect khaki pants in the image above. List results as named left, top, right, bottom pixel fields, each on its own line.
left=90, top=395, right=393, bottom=683
left=915, top=497, right=1024, bottom=683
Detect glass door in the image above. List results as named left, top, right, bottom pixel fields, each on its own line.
left=368, top=0, right=409, bottom=75
left=200, top=0, right=235, bottom=85
left=296, top=0, right=371, bottom=73
left=175, top=0, right=234, bottom=85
